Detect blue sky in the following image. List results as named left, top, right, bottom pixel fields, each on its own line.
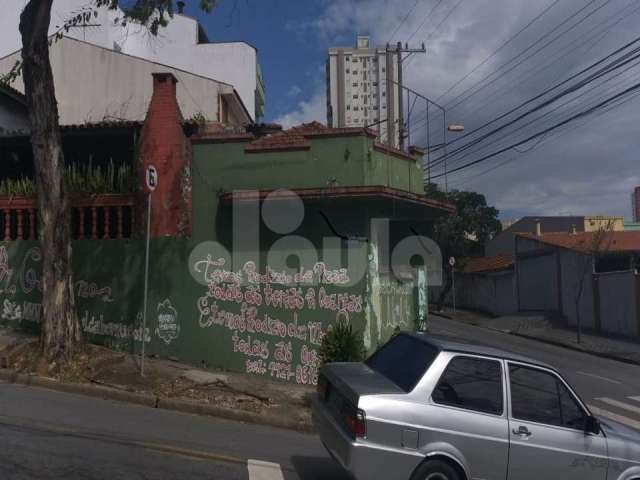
left=184, top=0, right=640, bottom=222
left=189, top=0, right=330, bottom=122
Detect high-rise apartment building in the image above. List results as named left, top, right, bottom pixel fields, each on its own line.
left=327, top=36, right=400, bottom=147
left=633, top=187, right=640, bottom=222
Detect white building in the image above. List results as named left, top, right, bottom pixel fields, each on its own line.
left=0, top=0, right=264, bottom=121
left=327, top=36, right=400, bottom=147
left=0, top=36, right=251, bottom=128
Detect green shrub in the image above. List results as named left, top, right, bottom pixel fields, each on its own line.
left=319, top=319, right=366, bottom=365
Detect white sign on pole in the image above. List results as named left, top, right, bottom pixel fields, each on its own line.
left=146, top=165, right=158, bottom=192
left=449, top=256, right=456, bottom=267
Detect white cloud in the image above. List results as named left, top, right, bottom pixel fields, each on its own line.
left=273, top=90, right=326, bottom=129
left=280, top=0, right=640, bottom=218
left=287, top=85, right=303, bottom=98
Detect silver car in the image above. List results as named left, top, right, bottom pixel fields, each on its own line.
left=312, top=333, right=640, bottom=480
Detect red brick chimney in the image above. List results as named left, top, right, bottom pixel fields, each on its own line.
left=140, top=72, right=192, bottom=237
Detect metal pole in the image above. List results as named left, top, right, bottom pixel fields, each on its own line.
left=141, top=192, right=152, bottom=376
left=426, top=101, right=431, bottom=184
left=443, top=109, right=448, bottom=193
left=451, top=263, right=456, bottom=316
left=397, top=42, right=404, bottom=151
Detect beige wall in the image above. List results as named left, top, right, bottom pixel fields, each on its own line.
left=583, top=217, right=625, bottom=232
left=0, top=37, right=249, bottom=126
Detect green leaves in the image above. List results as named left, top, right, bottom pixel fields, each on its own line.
left=0, top=161, right=134, bottom=196
left=319, top=319, right=366, bottom=365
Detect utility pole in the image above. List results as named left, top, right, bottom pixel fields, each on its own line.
left=387, top=42, right=426, bottom=151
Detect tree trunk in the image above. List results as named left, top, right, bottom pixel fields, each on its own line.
left=19, top=0, right=82, bottom=363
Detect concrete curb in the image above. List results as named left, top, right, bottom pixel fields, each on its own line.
left=0, top=369, right=315, bottom=434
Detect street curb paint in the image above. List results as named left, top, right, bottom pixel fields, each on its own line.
left=0, top=369, right=315, bottom=434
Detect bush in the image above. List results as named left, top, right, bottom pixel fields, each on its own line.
left=319, top=319, right=366, bottom=365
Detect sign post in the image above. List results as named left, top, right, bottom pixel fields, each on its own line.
left=449, top=256, right=456, bottom=316
left=141, top=165, right=157, bottom=376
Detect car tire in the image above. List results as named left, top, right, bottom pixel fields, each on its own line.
left=411, top=459, right=462, bottom=480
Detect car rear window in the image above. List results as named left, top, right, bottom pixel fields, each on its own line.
left=365, top=334, right=438, bottom=392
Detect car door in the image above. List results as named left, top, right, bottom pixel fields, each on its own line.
left=424, top=354, right=509, bottom=480
left=506, top=362, right=608, bottom=480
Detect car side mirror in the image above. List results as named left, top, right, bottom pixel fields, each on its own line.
left=585, top=415, right=600, bottom=435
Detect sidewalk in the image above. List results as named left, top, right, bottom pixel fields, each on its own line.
left=0, top=327, right=313, bottom=432
left=432, top=307, right=640, bottom=365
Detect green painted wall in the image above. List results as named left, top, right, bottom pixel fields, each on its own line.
left=0, top=132, right=429, bottom=385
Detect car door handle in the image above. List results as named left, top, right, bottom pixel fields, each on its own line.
left=512, top=426, right=532, bottom=437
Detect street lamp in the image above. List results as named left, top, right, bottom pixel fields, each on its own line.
left=443, top=121, right=464, bottom=192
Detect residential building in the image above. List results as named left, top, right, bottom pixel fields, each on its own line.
left=633, top=187, right=640, bottom=222
left=327, top=36, right=400, bottom=148
left=486, top=215, right=625, bottom=256
left=0, top=71, right=454, bottom=384
left=0, top=36, right=251, bottom=127
left=0, top=0, right=264, bottom=121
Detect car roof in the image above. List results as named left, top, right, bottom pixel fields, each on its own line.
left=404, top=333, right=555, bottom=371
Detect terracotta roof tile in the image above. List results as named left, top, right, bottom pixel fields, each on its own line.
left=464, top=254, right=514, bottom=274
left=245, top=122, right=376, bottom=152
left=518, top=231, right=640, bottom=253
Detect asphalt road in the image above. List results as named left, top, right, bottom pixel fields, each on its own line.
left=429, top=314, right=640, bottom=431
left=0, top=317, right=638, bottom=479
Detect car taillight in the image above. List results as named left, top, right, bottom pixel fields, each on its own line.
left=344, top=409, right=366, bottom=438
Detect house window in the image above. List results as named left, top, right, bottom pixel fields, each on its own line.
left=353, top=82, right=358, bottom=87
left=353, top=94, right=358, bottom=99
left=373, top=82, right=378, bottom=86
left=353, top=70, right=359, bottom=75
left=364, top=96, right=368, bottom=104
left=347, top=105, right=351, bottom=111
left=373, top=105, right=378, bottom=110
left=382, top=91, right=386, bottom=97
left=382, top=67, right=386, bottom=72
left=346, top=69, right=350, bottom=74
left=354, top=106, right=359, bottom=111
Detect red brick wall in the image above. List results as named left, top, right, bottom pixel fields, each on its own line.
left=140, top=73, right=192, bottom=237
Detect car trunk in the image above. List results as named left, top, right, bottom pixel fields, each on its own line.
left=318, top=362, right=404, bottom=438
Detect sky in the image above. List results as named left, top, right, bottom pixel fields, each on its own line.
left=185, top=0, right=640, bottom=222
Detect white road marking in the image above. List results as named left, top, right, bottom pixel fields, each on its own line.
left=248, top=459, right=285, bottom=480
left=596, top=398, right=640, bottom=416
left=576, top=371, right=621, bottom=384
left=589, top=405, right=640, bottom=431
left=629, top=396, right=640, bottom=403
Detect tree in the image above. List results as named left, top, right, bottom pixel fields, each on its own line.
left=16, top=0, right=215, bottom=365
left=425, top=183, right=502, bottom=309
left=572, top=220, right=614, bottom=344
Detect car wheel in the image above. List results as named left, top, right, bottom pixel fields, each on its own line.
left=411, top=459, right=462, bottom=480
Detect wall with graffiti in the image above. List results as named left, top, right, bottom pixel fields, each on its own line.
left=0, top=237, right=373, bottom=386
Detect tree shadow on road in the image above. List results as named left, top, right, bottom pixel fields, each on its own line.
left=290, top=455, right=351, bottom=480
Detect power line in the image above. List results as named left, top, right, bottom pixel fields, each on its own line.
left=435, top=0, right=561, bottom=103
left=407, top=0, right=446, bottom=42
left=428, top=34, right=640, bottom=164
left=430, top=79, right=640, bottom=179
left=449, top=87, right=640, bottom=187
left=388, top=0, right=422, bottom=42
left=444, top=0, right=611, bottom=111
left=441, top=55, right=640, bottom=170
left=458, top=0, right=640, bottom=121
left=425, top=0, right=465, bottom=41
left=407, top=0, right=637, bottom=139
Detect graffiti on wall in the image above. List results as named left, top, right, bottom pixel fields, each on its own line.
left=0, top=246, right=123, bottom=336
left=194, top=256, right=363, bottom=385
left=156, top=299, right=180, bottom=345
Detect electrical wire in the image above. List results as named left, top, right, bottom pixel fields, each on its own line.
left=429, top=79, right=640, bottom=179
left=444, top=0, right=611, bottom=111
left=407, top=0, right=446, bottom=42
left=389, top=0, right=422, bottom=43
left=435, top=0, right=562, bottom=103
